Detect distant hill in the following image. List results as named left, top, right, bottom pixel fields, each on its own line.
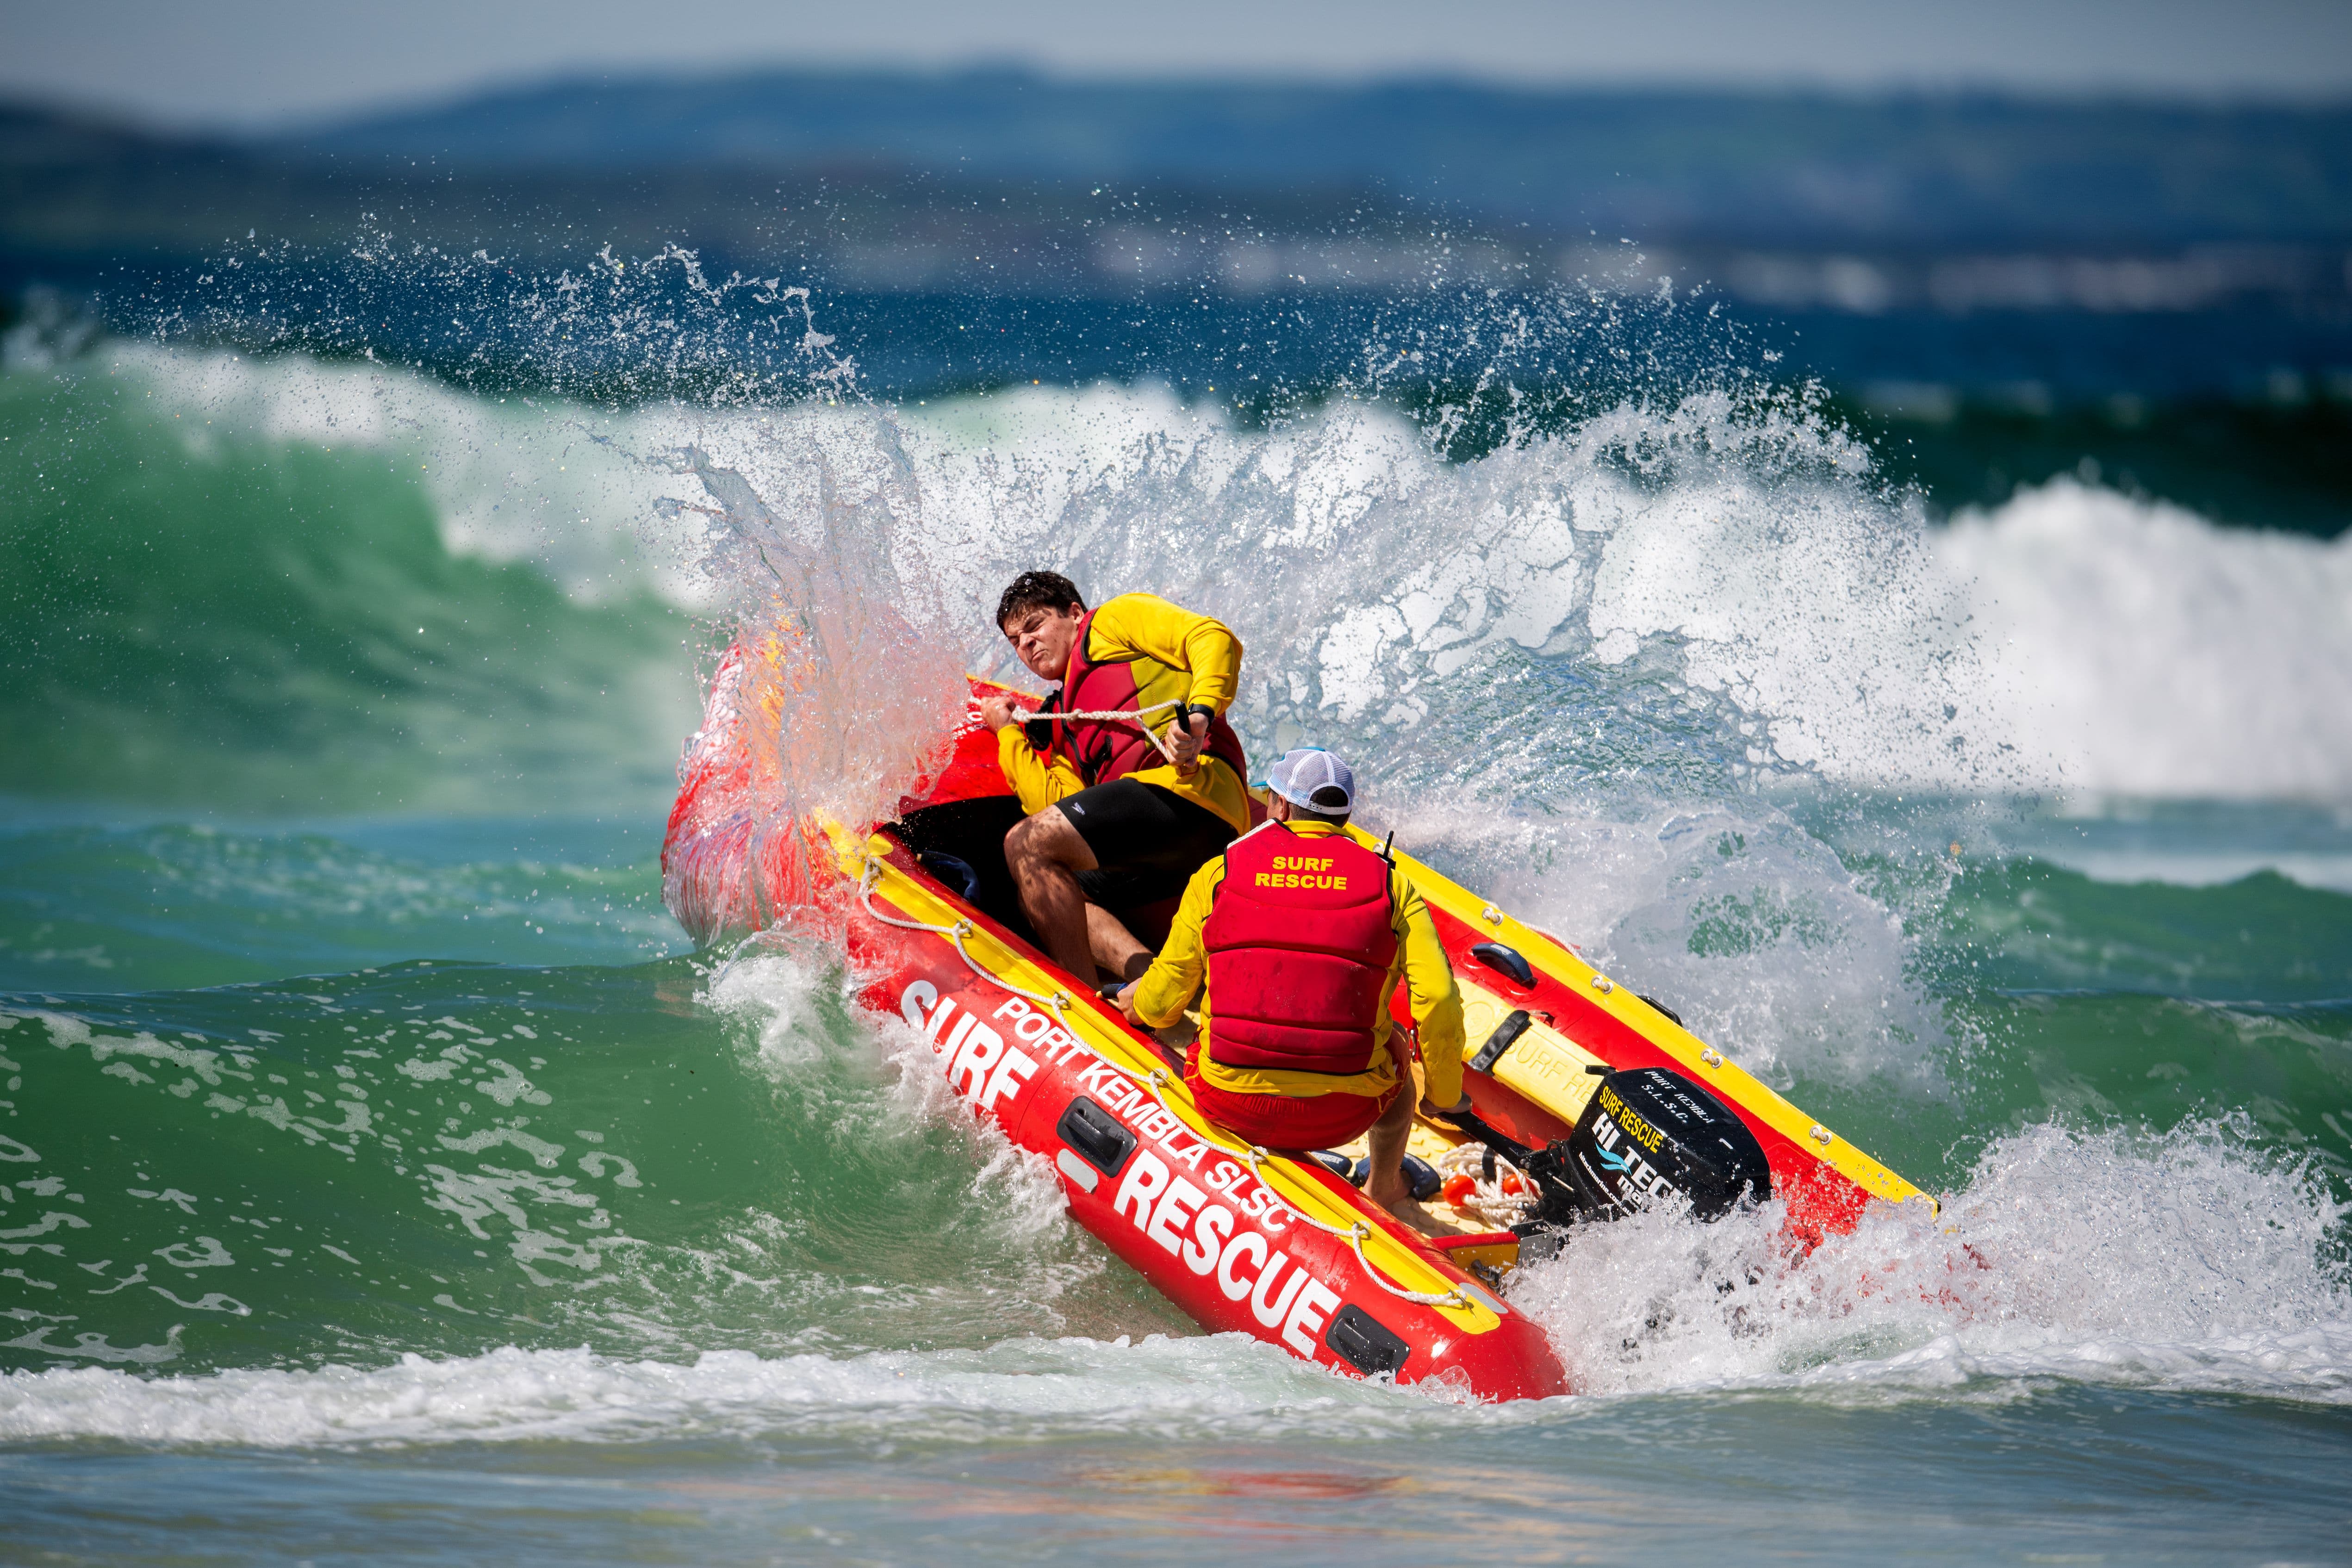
left=289, top=70, right=2352, bottom=249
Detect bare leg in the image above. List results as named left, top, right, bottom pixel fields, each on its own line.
left=1362, top=1050, right=1454, bottom=1236
left=1085, top=903, right=1151, bottom=983
left=1361, top=1089, right=1419, bottom=1210
left=1003, top=806, right=1101, bottom=980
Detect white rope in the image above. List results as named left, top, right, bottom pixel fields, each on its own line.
left=857, top=850, right=1468, bottom=1311
left=1015, top=698, right=1185, bottom=723
left=857, top=858, right=1074, bottom=1020
left=1007, top=697, right=1188, bottom=767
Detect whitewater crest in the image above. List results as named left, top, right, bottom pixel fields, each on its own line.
left=628, top=377, right=2352, bottom=812
left=1942, top=479, right=2352, bottom=800
left=636, top=380, right=1993, bottom=799
left=0, top=1335, right=1479, bottom=1449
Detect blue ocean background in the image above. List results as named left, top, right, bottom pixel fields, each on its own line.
left=3, top=73, right=2350, bottom=1563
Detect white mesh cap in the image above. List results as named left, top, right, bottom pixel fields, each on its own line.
left=1266, top=747, right=1356, bottom=814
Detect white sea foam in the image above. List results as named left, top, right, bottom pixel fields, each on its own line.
left=5, top=1116, right=2345, bottom=1448
left=1511, top=1117, right=2352, bottom=1406
left=1384, top=800, right=1947, bottom=1090
left=63, top=351, right=2347, bottom=1087
left=1938, top=479, right=2352, bottom=801
left=0, top=1335, right=1400, bottom=1448
left=92, top=349, right=2344, bottom=1053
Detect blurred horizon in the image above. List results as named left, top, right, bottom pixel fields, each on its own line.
left=7, top=0, right=2351, bottom=132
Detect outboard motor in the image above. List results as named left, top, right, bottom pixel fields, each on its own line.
left=1530, top=1067, right=1771, bottom=1223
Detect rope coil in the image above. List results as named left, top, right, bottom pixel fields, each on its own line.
left=1433, top=1142, right=1539, bottom=1229
left=855, top=852, right=1470, bottom=1312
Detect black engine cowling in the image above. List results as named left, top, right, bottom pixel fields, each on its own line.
left=1528, top=1066, right=1772, bottom=1224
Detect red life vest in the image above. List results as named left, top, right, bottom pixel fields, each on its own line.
left=1043, top=607, right=1248, bottom=788
left=1201, top=824, right=1398, bottom=1079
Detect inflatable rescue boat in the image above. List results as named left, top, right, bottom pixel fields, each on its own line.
left=663, top=660, right=1930, bottom=1402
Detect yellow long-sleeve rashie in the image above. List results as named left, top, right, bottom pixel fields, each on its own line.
left=1130, top=821, right=1467, bottom=1106
left=994, top=592, right=1251, bottom=834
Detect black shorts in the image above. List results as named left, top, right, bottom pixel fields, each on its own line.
left=1058, top=780, right=1239, bottom=909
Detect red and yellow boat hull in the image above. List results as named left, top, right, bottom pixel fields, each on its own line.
left=663, top=666, right=1929, bottom=1401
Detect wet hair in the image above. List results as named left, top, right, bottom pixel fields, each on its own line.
left=996, top=571, right=1085, bottom=629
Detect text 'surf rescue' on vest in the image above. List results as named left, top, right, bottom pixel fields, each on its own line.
left=1202, top=828, right=1398, bottom=1077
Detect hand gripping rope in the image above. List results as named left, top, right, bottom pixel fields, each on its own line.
left=1006, top=697, right=1189, bottom=767
left=853, top=853, right=1474, bottom=1313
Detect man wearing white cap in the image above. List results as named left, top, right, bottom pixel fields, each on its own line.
left=1115, top=748, right=1469, bottom=1230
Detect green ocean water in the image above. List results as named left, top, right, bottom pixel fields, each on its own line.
left=0, top=355, right=696, bottom=814
left=4, top=343, right=2350, bottom=1563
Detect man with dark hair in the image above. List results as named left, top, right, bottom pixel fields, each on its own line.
left=1114, top=748, right=1469, bottom=1232
left=978, top=572, right=1251, bottom=983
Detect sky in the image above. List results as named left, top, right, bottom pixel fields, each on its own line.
left=4, top=0, right=2350, bottom=128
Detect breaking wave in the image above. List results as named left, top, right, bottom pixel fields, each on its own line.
left=10, top=345, right=2349, bottom=816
